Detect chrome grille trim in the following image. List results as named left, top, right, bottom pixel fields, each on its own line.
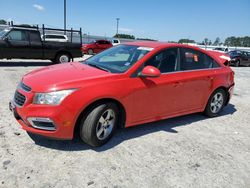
left=20, top=82, right=32, bottom=92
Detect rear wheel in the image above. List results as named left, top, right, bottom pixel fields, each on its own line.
left=88, top=49, right=94, bottom=55
left=55, top=53, right=71, bottom=63
left=204, top=89, right=226, bottom=117
left=79, top=103, right=118, bottom=147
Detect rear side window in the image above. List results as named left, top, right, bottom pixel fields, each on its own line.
left=180, top=48, right=219, bottom=71
left=8, top=30, right=27, bottom=41
left=45, top=35, right=66, bottom=39
left=30, top=31, right=41, bottom=42
left=97, top=40, right=104, bottom=44
left=204, top=54, right=220, bottom=68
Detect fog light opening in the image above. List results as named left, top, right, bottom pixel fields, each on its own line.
left=27, top=117, right=56, bottom=131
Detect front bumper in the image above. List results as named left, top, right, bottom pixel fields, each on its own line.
left=9, top=90, right=76, bottom=140
left=225, top=83, right=235, bottom=106
left=229, top=59, right=238, bottom=66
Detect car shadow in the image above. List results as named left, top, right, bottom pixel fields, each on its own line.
left=0, top=61, right=53, bottom=67
left=27, top=103, right=237, bottom=151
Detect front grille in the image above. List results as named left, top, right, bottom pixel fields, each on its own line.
left=20, top=82, right=31, bottom=92
left=14, top=91, right=26, bottom=107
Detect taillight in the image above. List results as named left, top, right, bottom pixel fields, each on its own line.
left=230, top=70, right=234, bottom=82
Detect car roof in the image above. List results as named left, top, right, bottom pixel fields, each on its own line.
left=8, top=26, right=38, bottom=31
left=44, top=34, right=66, bottom=36
left=125, top=41, right=230, bottom=65
left=124, top=41, right=202, bottom=51
left=97, top=39, right=110, bottom=42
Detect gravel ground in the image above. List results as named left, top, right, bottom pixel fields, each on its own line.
left=0, top=59, right=250, bottom=188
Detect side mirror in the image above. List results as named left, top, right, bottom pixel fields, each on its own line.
left=138, top=66, right=161, bottom=78
left=3, top=37, right=9, bottom=42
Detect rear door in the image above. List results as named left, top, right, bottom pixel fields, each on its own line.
left=28, top=30, right=43, bottom=59
left=4, top=29, right=30, bottom=58
left=176, top=47, right=221, bottom=111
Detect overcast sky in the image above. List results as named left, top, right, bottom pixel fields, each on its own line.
left=1, top=0, right=250, bottom=42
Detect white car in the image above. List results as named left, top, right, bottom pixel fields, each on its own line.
left=110, top=38, right=120, bottom=46
left=42, top=34, right=68, bottom=42
left=213, top=47, right=229, bottom=53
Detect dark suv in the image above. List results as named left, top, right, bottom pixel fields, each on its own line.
left=228, top=50, right=250, bottom=67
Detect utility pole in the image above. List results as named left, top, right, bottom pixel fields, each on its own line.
left=64, top=0, right=66, bottom=34
left=116, top=18, right=120, bottom=36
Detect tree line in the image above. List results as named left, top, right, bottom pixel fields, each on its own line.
left=178, top=36, right=250, bottom=47
left=114, top=34, right=250, bottom=47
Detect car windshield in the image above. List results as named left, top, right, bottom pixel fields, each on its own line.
left=228, top=51, right=241, bottom=56
left=0, top=29, right=9, bottom=38
left=82, top=44, right=152, bottom=73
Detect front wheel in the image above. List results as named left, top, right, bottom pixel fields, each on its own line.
left=79, top=103, right=118, bottom=147
left=235, top=60, right=240, bottom=67
left=204, top=89, right=226, bottom=117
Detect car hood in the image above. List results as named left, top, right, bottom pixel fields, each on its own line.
left=22, top=62, right=111, bottom=92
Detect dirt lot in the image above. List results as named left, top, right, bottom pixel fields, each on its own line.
left=0, top=59, right=250, bottom=188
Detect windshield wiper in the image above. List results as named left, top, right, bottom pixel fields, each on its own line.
left=86, top=63, right=111, bottom=73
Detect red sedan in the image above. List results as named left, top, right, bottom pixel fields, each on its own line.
left=81, top=40, right=113, bottom=55
left=10, top=42, right=234, bottom=147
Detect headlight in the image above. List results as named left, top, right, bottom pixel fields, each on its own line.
left=33, top=89, right=77, bottom=105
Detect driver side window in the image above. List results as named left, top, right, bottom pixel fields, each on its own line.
left=144, top=48, right=178, bottom=73
left=7, top=30, right=27, bottom=41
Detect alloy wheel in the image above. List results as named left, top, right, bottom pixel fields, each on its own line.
left=96, top=109, right=116, bottom=140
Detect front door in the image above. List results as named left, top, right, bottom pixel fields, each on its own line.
left=4, top=29, right=30, bottom=58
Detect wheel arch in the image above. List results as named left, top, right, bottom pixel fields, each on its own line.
left=73, top=98, right=126, bottom=137
left=209, top=86, right=230, bottom=106
left=55, top=50, right=73, bottom=61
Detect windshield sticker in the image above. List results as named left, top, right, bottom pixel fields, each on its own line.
left=137, top=47, right=154, bottom=51
left=124, top=62, right=131, bottom=66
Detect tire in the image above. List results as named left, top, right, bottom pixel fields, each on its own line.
left=55, top=53, right=71, bottom=63
left=204, top=89, right=227, bottom=117
left=79, top=103, right=119, bottom=147
left=235, top=60, right=240, bottom=67
left=88, top=49, right=94, bottom=55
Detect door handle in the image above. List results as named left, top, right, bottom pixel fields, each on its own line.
left=173, top=81, right=183, bottom=87
left=207, top=76, right=214, bottom=81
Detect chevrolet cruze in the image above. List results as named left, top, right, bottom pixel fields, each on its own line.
left=10, top=42, right=235, bottom=146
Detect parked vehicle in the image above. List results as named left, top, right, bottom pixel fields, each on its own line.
left=110, top=38, right=120, bottom=46
left=81, top=40, right=113, bottom=55
left=228, top=50, right=250, bottom=66
left=213, top=47, right=229, bottom=52
left=10, top=42, right=234, bottom=147
left=0, top=26, right=82, bottom=63
left=41, top=34, right=68, bottom=42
